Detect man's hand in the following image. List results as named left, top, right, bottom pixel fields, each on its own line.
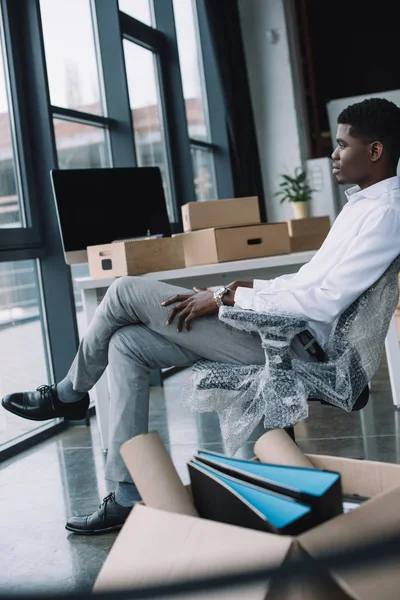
left=161, top=290, right=218, bottom=332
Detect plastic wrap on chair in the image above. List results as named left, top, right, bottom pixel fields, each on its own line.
left=293, top=255, right=400, bottom=410
left=182, top=311, right=310, bottom=455
left=181, top=256, right=400, bottom=456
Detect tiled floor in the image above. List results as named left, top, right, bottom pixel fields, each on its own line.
left=0, top=360, right=398, bottom=596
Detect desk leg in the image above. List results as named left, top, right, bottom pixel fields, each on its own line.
left=385, top=315, right=400, bottom=408
left=81, top=288, right=110, bottom=452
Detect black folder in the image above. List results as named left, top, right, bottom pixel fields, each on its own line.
left=194, top=449, right=343, bottom=526
left=188, top=459, right=315, bottom=536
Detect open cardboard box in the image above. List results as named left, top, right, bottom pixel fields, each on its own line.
left=94, top=433, right=400, bottom=600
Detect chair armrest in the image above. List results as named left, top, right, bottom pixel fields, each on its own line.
left=219, top=306, right=308, bottom=338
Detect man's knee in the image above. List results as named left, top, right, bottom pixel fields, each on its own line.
left=108, top=276, right=139, bottom=297
left=102, top=277, right=144, bottom=313
left=108, top=326, right=142, bottom=361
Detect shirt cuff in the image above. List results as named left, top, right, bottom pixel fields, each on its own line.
left=234, top=286, right=255, bottom=309
left=253, top=279, right=271, bottom=291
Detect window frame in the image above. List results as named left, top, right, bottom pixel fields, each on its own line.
left=0, top=0, right=43, bottom=253
left=119, top=0, right=196, bottom=229
left=0, top=0, right=237, bottom=460
left=195, top=0, right=234, bottom=199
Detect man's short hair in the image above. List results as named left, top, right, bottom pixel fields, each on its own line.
left=337, top=98, right=400, bottom=167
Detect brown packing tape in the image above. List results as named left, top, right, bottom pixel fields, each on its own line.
left=119, top=431, right=198, bottom=517
left=254, top=429, right=315, bottom=469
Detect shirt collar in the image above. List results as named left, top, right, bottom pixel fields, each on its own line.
left=345, top=176, right=400, bottom=203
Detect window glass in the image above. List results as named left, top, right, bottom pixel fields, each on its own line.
left=173, top=0, right=210, bottom=141
left=118, top=0, right=153, bottom=26
left=53, top=120, right=109, bottom=170
left=191, top=146, right=217, bottom=201
left=0, top=20, right=24, bottom=228
left=40, top=0, right=104, bottom=115
left=0, top=261, right=51, bottom=447
left=123, top=41, right=174, bottom=221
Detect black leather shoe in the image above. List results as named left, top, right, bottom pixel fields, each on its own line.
left=65, top=493, right=133, bottom=535
left=1, top=384, right=89, bottom=421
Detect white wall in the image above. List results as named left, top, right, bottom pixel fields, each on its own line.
left=238, top=0, right=308, bottom=222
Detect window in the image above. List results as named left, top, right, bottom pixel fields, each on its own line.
left=173, top=0, right=217, bottom=201
left=53, top=120, right=109, bottom=170
left=173, top=0, right=208, bottom=141
left=118, top=0, right=153, bottom=26
left=39, top=0, right=104, bottom=115
left=0, top=18, right=23, bottom=228
left=40, top=0, right=112, bottom=331
left=0, top=0, right=234, bottom=458
left=191, top=145, right=217, bottom=202
left=123, top=40, right=174, bottom=221
left=0, top=260, right=51, bottom=448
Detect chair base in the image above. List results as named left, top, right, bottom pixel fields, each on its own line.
left=283, top=385, right=370, bottom=444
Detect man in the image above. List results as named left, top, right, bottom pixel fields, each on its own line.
left=3, top=98, right=400, bottom=534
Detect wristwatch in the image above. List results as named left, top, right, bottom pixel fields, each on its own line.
left=213, top=286, right=230, bottom=308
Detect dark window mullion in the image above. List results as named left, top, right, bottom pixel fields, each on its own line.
left=189, top=138, right=218, bottom=151
left=6, top=0, right=80, bottom=382
left=51, top=105, right=116, bottom=129
left=119, top=10, right=165, bottom=49
left=93, top=0, right=137, bottom=167
left=194, top=0, right=234, bottom=199
left=0, top=0, right=42, bottom=248
left=153, top=0, right=195, bottom=227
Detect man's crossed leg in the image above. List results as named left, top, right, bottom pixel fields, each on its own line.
left=2, top=276, right=264, bottom=534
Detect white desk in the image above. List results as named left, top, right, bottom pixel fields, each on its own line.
left=75, top=250, right=400, bottom=451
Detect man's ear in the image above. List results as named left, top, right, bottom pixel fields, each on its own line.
left=370, top=141, right=383, bottom=162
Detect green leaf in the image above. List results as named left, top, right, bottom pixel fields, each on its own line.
left=275, top=167, right=314, bottom=204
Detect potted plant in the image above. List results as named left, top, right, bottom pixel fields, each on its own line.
left=274, top=167, right=314, bottom=219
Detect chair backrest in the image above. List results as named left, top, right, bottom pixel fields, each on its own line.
left=293, top=255, right=400, bottom=409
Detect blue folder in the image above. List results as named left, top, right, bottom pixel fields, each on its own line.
left=188, top=459, right=314, bottom=535
left=194, top=449, right=343, bottom=525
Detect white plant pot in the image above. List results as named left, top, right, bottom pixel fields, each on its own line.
left=292, top=202, right=308, bottom=219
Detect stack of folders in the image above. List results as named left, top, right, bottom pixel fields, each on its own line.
left=188, top=450, right=343, bottom=536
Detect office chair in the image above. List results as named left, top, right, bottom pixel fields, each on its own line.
left=182, top=255, right=400, bottom=455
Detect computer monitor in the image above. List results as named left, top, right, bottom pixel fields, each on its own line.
left=50, top=166, right=172, bottom=264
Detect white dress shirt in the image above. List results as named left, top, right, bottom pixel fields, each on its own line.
left=235, top=176, right=400, bottom=348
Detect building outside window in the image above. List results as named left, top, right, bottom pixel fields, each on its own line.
left=173, top=0, right=217, bottom=201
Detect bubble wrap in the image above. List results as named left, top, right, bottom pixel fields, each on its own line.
left=181, top=257, right=400, bottom=455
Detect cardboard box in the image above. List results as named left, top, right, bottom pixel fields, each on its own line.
left=287, top=216, right=331, bottom=238
left=290, top=233, right=329, bottom=253
left=182, top=197, right=261, bottom=232
left=94, top=448, right=400, bottom=599
left=287, top=216, right=331, bottom=253
left=181, top=223, right=291, bottom=267
left=87, top=236, right=185, bottom=279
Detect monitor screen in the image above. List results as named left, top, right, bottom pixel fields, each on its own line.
left=50, top=167, right=171, bottom=263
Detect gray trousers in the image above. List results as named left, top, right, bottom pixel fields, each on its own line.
left=68, top=277, right=265, bottom=483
